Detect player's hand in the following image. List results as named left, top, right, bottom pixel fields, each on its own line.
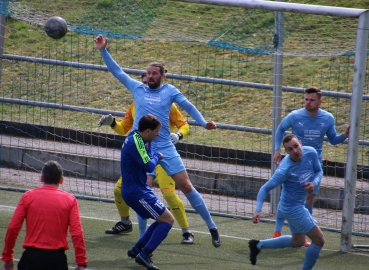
left=344, top=126, right=350, bottom=138
left=170, top=133, right=180, bottom=144
left=3, top=260, right=14, bottom=270
left=205, top=121, right=216, bottom=130
left=252, top=212, right=261, bottom=224
left=304, top=182, right=315, bottom=193
left=94, top=34, right=108, bottom=50
left=273, top=150, right=282, bottom=165
left=98, top=114, right=113, bottom=127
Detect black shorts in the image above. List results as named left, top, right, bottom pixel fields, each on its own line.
left=18, top=247, right=68, bottom=270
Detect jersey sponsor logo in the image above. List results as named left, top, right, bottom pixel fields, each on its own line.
left=298, top=122, right=304, bottom=126
left=304, top=129, right=321, bottom=138
left=144, top=92, right=162, bottom=104
left=299, top=170, right=313, bottom=185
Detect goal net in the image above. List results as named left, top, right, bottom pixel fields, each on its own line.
left=0, top=0, right=368, bottom=251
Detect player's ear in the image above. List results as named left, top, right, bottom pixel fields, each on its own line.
left=59, top=176, right=64, bottom=184
left=40, top=176, right=44, bottom=183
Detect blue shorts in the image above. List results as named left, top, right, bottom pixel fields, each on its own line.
left=124, top=191, right=166, bottom=220
left=282, top=206, right=317, bottom=235
left=154, top=143, right=186, bottom=175
left=159, top=155, right=186, bottom=176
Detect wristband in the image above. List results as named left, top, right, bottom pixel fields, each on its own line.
left=110, top=118, right=116, bottom=128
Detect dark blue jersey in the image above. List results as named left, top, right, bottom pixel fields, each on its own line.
left=120, top=130, right=161, bottom=201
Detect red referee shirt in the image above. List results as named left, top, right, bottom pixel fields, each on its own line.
left=1, top=185, right=88, bottom=266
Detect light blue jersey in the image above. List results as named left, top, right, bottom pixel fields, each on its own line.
left=100, top=49, right=207, bottom=175
left=275, top=108, right=346, bottom=162
left=256, top=146, right=323, bottom=213
left=100, top=49, right=206, bottom=147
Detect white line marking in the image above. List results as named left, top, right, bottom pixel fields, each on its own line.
left=2, top=204, right=369, bottom=257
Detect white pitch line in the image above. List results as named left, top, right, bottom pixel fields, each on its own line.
left=2, top=204, right=369, bottom=257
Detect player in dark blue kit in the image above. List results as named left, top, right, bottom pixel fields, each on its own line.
left=121, top=114, right=174, bottom=270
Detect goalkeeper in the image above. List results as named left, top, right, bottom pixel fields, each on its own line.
left=99, top=72, right=195, bottom=244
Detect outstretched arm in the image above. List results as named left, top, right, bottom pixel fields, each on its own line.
left=94, top=34, right=108, bottom=50
left=112, top=103, right=135, bottom=135
left=178, top=99, right=216, bottom=130
left=94, top=35, right=141, bottom=92
left=169, top=103, right=190, bottom=144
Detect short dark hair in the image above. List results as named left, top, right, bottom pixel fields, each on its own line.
left=304, top=87, right=322, bottom=99
left=138, top=114, right=161, bottom=132
left=42, top=160, right=63, bottom=184
left=147, top=62, right=167, bottom=74
left=282, top=133, right=298, bottom=145
left=141, top=72, right=147, bottom=80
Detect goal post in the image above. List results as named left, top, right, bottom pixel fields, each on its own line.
left=340, top=10, right=369, bottom=252
left=181, top=0, right=369, bottom=252
left=1, top=0, right=369, bottom=253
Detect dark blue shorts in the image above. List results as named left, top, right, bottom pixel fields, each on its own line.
left=124, top=191, right=166, bottom=220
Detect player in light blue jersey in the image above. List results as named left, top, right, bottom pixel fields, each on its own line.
left=94, top=34, right=221, bottom=248
left=249, top=134, right=324, bottom=270
left=272, top=87, right=349, bottom=245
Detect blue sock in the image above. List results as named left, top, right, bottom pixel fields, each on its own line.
left=305, top=204, right=313, bottom=215
left=302, top=243, right=322, bottom=270
left=136, top=213, right=148, bottom=237
left=141, top=222, right=172, bottom=258
left=257, top=235, right=293, bottom=249
left=136, top=221, right=159, bottom=249
left=185, top=189, right=216, bottom=229
left=274, top=208, right=285, bottom=233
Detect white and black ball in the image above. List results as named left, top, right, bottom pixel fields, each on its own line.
left=44, top=16, right=68, bottom=39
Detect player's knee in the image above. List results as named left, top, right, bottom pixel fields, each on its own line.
left=176, top=180, right=193, bottom=194
left=161, top=210, right=175, bottom=225
left=114, top=185, right=122, bottom=201
left=312, top=234, right=325, bottom=247
left=162, top=190, right=183, bottom=209
left=168, top=215, right=175, bottom=225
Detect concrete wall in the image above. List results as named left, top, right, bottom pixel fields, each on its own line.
left=1, top=144, right=368, bottom=211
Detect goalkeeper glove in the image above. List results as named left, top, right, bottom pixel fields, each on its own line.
left=98, top=114, right=115, bottom=127
left=170, top=132, right=183, bottom=145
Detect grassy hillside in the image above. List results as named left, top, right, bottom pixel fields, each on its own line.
left=1, top=0, right=369, bottom=162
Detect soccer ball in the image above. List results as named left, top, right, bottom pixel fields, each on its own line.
left=44, top=16, right=68, bottom=39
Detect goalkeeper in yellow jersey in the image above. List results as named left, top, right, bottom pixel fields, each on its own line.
left=99, top=73, right=194, bottom=244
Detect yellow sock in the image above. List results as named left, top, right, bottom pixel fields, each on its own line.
left=114, top=176, right=130, bottom=217
left=162, top=190, right=188, bottom=229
